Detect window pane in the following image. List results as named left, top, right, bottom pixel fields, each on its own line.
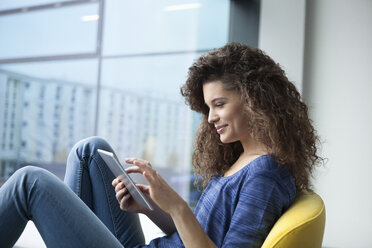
left=103, top=0, right=230, bottom=55
left=0, top=3, right=99, bottom=59
left=0, top=60, right=97, bottom=181
left=98, top=53, right=203, bottom=201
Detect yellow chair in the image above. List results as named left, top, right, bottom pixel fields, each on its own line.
left=261, top=191, right=326, bottom=248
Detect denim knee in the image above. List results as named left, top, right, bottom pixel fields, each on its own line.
left=11, top=166, right=58, bottom=196
left=13, top=166, right=48, bottom=182
left=65, top=136, right=114, bottom=185
left=71, top=136, right=112, bottom=158
left=78, top=136, right=109, bottom=148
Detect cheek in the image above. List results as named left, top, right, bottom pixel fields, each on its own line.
left=235, top=118, right=247, bottom=132
left=232, top=111, right=249, bottom=132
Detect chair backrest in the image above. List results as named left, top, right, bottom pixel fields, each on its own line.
left=261, top=191, right=326, bottom=248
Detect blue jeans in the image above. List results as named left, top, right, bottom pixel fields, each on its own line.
left=0, top=136, right=145, bottom=248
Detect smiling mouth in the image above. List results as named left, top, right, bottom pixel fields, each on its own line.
left=216, top=124, right=228, bottom=134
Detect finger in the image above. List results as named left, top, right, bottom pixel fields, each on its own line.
left=120, top=193, right=132, bottom=207
left=125, top=166, right=142, bottom=174
left=136, top=184, right=150, bottom=194
left=116, top=188, right=128, bottom=202
left=132, top=159, right=152, bottom=168
left=124, top=158, right=137, bottom=164
left=112, top=178, right=121, bottom=187
left=126, top=158, right=153, bottom=169
left=143, top=171, right=155, bottom=187
left=115, top=182, right=125, bottom=193
left=127, top=161, right=155, bottom=178
left=114, top=182, right=123, bottom=193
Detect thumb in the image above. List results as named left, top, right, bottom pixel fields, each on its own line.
left=136, top=184, right=150, bottom=194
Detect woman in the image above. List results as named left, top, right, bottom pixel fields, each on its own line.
left=0, top=43, right=322, bottom=247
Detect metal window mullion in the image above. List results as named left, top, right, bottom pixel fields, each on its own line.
left=93, top=0, right=104, bottom=135
left=0, top=53, right=98, bottom=65
left=0, top=0, right=99, bottom=16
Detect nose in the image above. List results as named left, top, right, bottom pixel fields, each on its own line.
left=208, top=109, right=219, bottom=124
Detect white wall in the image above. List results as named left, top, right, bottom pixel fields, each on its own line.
left=260, top=0, right=372, bottom=247
left=303, top=0, right=372, bottom=247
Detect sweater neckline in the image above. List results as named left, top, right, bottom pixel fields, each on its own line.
left=218, top=154, right=271, bottom=180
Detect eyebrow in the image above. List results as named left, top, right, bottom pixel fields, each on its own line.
left=211, top=97, right=228, bottom=103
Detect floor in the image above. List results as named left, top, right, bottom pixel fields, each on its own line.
left=14, top=215, right=163, bottom=247
left=14, top=222, right=46, bottom=248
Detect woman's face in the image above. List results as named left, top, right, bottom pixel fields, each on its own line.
left=203, top=80, right=249, bottom=144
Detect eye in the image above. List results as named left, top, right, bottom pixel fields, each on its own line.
left=215, top=102, right=225, bottom=107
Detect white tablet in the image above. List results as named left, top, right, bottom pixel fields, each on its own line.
left=97, top=149, right=154, bottom=211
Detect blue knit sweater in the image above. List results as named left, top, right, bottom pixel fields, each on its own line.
left=141, top=155, right=296, bottom=248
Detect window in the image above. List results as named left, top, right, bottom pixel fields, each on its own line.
left=0, top=1, right=232, bottom=238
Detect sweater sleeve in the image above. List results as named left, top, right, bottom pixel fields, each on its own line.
left=221, top=173, right=291, bottom=248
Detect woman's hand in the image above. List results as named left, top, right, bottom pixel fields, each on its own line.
left=112, top=177, right=149, bottom=213
left=118, top=158, right=216, bottom=247
left=124, top=158, right=186, bottom=216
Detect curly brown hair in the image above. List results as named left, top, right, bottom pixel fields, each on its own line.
left=180, top=42, right=323, bottom=191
